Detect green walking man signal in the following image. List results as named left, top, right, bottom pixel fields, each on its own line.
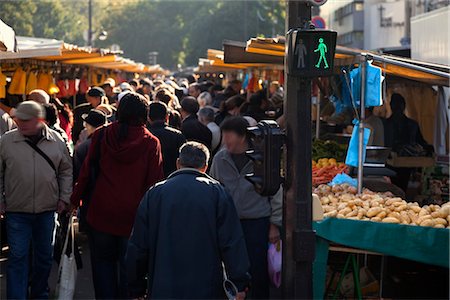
left=314, top=38, right=329, bottom=69
left=287, top=29, right=337, bottom=77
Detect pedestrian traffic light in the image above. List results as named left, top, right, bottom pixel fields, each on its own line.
left=287, top=29, right=337, bottom=77
left=245, top=120, right=284, bottom=196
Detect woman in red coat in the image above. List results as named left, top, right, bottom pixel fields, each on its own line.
left=71, top=92, right=164, bottom=299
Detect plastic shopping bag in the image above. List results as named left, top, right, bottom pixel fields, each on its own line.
left=56, top=216, right=77, bottom=300
left=268, top=241, right=282, bottom=288
left=345, top=121, right=371, bottom=167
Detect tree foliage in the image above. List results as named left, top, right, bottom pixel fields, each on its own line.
left=0, top=0, right=285, bottom=68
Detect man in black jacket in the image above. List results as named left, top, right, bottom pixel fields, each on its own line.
left=148, top=102, right=186, bottom=177
left=180, top=96, right=212, bottom=149
left=126, top=142, right=250, bottom=299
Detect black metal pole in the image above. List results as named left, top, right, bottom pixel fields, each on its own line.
left=88, top=0, right=93, bottom=47
left=283, top=1, right=314, bottom=299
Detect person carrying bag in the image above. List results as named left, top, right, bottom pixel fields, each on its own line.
left=56, top=216, right=77, bottom=299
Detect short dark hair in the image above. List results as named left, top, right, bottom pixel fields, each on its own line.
left=180, top=96, right=199, bottom=115
left=220, top=116, right=249, bottom=137
left=391, top=93, right=406, bottom=113
left=149, top=101, right=168, bottom=121
left=169, top=110, right=182, bottom=129
left=117, top=92, right=148, bottom=126
left=198, top=107, right=215, bottom=123
left=155, top=89, right=172, bottom=105
left=189, top=83, right=201, bottom=91
left=179, top=141, right=210, bottom=169
left=43, top=103, right=58, bottom=126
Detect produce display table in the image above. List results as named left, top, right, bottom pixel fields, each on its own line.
left=312, top=218, right=450, bottom=299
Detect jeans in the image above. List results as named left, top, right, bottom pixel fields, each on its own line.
left=241, top=217, right=270, bottom=299
left=89, top=228, right=128, bottom=299
left=6, top=211, right=55, bottom=300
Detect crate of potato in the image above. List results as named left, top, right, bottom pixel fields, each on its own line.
left=314, top=184, right=450, bottom=229
left=312, top=158, right=348, bottom=186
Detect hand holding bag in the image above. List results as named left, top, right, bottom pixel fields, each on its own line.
left=56, top=216, right=77, bottom=300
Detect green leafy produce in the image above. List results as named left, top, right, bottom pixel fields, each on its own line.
left=312, top=140, right=348, bottom=162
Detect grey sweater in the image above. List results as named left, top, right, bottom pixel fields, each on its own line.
left=210, top=149, right=282, bottom=226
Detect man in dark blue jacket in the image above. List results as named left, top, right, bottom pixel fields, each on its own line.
left=126, top=142, right=250, bottom=299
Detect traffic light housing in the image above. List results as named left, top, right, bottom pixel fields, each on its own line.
left=246, top=120, right=284, bottom=196
left=287, top=28, right=337, bottom=77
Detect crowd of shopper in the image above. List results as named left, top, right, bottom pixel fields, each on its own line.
left=0, top=75, right=285, bottom=299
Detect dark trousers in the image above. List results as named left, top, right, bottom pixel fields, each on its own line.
left=88, top=228, right=128, bottom=299
left=241, top=217, right=270, bottom=299
left=6, top=211, right=55, bottom=300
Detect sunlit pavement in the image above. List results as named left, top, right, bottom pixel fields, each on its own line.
left=0, top=225, right=95, bottom=299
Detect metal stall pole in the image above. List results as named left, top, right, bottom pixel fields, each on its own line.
left=283, top=1, right=314, bottom=299
left=357, top=55, right=367, bottom=194
left=316, top=89, right=321, bottom=140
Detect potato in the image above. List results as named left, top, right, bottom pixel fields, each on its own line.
left=338, top=207, right=352, bottom=216
left=357, top=208, right=367, bottom=219
left=367, top=207, right=382, bottom=217
left=437, top=206, right=450, bottom=218
left=324, top=210, right=338, bottom=218
left=410, top=205, right=421, bottom=213
left=376, top=211, right=387, bottom=219
left=392, top=201, right=406, bottom=207
left=353, top=199, right=364, bottom=207
left=385, top=198, right=402, bottom=206
left=388, top=212, right=402, bottom=222
left=323, top=205, right=335, bottom=213
left=337, top=203, right=348, bottom=211
left=394, top=204, right=408, bottom=212
left=434, top=224, right=445, bottom=228
left=434, top=218, right=447, bottom=226
left=431, top=211, right=441, bottom=218
left=371, top=217, right=382, bottom=222
left=340, top=194, right=353, bottom=202
left=347, top=216, right=360, bottom=220
left=346, top=209, right=359, bottom=218
left=417, top=215, right=432, bottom=225
left=419, top=219, right=434, bottom=227
left=336, top=213, right=345, bottom=219
left=418, top=209, right=429, bottom=217
left=429, top=205, right=439, bottom=212
left=400, top=211, right=411, bottom=224
left=382, top=217, right=400, bottom=224
left=370, top=200, right=382, bottom=208
left=321, top=196, right=330, bottom=205
left=422, top=205, right=431, bottom=213
left=408, top=211, right=419, bottom=224
left=361, top=194, right=373, bottom=201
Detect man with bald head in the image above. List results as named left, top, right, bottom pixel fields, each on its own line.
left=27, top=89, right=50, bottom=105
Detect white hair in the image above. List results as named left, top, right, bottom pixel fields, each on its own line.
left=197, top=92, right=212, bottom=108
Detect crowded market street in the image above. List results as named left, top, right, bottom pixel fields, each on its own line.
left=0, top=0, right=449, bottom=299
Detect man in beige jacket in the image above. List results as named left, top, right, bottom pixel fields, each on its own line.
left=0, top=101, right=72, bottom=299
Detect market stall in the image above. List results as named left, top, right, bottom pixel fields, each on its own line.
left=220, top=36, right=450, bottom=299
left=0, top=36, right=166, bottom=108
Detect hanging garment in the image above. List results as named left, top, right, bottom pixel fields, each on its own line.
left=433, top=87, right=449, bottom=155
left=37, top=72, right=52, bottom=93
left=67, top=79, right=77, bottom=96
left=350, top=62, right=384, bottom=108
left=8, top=67, right=27, bottom=95
left=57, top=80, right=69, bottom=98
left=26, top=71, right=38, bottom=94
left=78, top=77, right=89, bottom=94
left=0, top=68, right=7, bottom=99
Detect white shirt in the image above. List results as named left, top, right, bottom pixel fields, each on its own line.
left=207, top=122, right=221, bottom=151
